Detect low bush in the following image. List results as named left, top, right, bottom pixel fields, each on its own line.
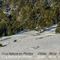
left=55, top=22, right=60, bottom=33
left=0, top=43, right=3, bottom=47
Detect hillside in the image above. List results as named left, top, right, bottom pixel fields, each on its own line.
left=0, top=0, right=60, bottom=60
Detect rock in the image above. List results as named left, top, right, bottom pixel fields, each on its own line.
left=14, top=40, right=17, bottom=42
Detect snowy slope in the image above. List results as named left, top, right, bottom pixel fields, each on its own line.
left=0, top=24, right=60, bottom=60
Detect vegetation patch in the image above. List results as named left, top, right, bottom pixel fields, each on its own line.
left=0, top=0, right=60, bottom=37
left=0, top=43, right=3, bottom=47
left=56, top=22, right=60, bottom=33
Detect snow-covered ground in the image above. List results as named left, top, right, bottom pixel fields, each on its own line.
left=0, top=25, right=60, bottom=60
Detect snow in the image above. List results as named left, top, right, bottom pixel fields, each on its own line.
left=0, top=24, right=60, bottom=60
